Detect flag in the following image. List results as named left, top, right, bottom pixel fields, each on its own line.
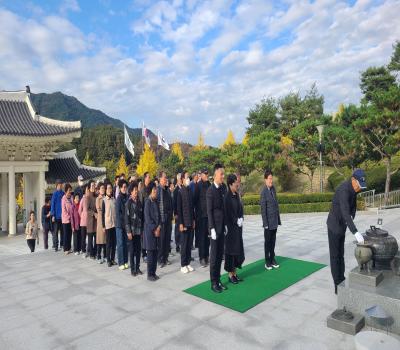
left=142, top=122, right=151, bottom=146
left=157, top=130, right=170, bottom=150
left=124, top=126, right=135, bottom=156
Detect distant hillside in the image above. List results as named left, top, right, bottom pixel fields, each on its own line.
left=30, top=91, right=144, bottom=136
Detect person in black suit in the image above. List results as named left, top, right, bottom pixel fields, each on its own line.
left=327, top=169, right=366, bottom=294
left=224, top=174, right=245, bottom=284
left=177, top=171, right=196, bottom=274
left=157, top=171, right=173, bottom=268
left=260, top=169, right=281, bottom=270
left=143, top=182, right=161, bottom=282
left=207, top=163, right=227, bottom=293
left=173, top=173, right=182, bottom=253
left=194, top=168, right=211, bottom=267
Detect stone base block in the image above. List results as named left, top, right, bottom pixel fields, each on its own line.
left=327, top=311, right=365, bottom=335
left=349, top=267, right=384, bottom=287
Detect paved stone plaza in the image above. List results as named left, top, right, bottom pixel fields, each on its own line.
left=0, top=209, right=399, bottom=350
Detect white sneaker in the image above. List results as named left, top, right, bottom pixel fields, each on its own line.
left=74, top=252, right=79, bottom=256
left=118, top=265, right=125, bottom=270
left=181, top=266, right=189, bottom=274
left=265, top=264, right=273, bottom=270
left=187, top=265, right=194, bottom=272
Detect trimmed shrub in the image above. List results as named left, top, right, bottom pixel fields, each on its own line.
left=242, top=192, right=334, bottom=206
left=243, top=199, right=364, bottom=215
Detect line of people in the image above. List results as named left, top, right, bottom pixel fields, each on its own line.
left=33, top=165, right=281, bottom=292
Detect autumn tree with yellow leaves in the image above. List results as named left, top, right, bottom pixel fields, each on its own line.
left=136, top=144, right=158, bottom=178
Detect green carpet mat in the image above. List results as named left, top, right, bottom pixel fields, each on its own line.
left=184, top=256, right=326, bottom=313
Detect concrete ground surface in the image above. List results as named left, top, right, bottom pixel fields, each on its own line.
left=0, top=209, right=399, bottom=350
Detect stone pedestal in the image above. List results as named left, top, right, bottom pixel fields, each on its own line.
left=327, top=311, right=365, bottom=335
left=338, top=270, right=400, bottom=335
left=349, top=267, right=384, bottom=287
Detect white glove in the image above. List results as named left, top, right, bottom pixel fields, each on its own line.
left=211, top=228, right=217, bottom=240
left=237, top=218, right=243, bottom=227
left=264, top=226, right=268, bottom=230
left=354, top=231, right=364, bottom=244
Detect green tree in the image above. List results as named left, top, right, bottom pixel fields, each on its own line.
left=82, top=150, right=95, bottom=166
left=247, top=130, right=283, bottom=172
left=246, top=97, right=279, bottom=136
left=355, top=43, right=400, bottom=199
left=289, top=119, right=321, bottom=192
left=171, top=143, right=184, bottom=163
left=185, top=148, right=221, bottom=174
left=159, top=153, right=183, bottom=177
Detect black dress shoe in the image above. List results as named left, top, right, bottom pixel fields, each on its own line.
left=136, top=268, right=143, bottom=275
left=147, top=276, right=156, bottom=282
left=131, top=271, right=137, bottom=277
left=235, top=275, right=243, bottom=282
left=159, top=263, right=166, bottom=268
left=229, top=276, right=238, bottom=284
left=211, top=284, right=222, bottom=293
left=107, top=262, right=112, bottom=267
left=334, top=285, right=338, bottom=295
left=218, top=282, right=228, bottom=290
left=154, top=274, right=160, bottom=280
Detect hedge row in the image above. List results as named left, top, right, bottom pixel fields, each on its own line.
left=242, top=192, right=334, bottom=206
left=243, top=200, right=365, bottom=215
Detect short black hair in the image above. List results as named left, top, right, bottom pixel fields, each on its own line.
left=65, top=183, right=72, bottom=193
left=29, top=210, right=35, bottom=216
left=128, top=181, right=138, bottom=194
left=118, top=179, right=127, bottom=188
left=227, top=174, right=237, bottom=187
left=214, top=163, right=224, bottom=173
left=97, top=182, right=105, bottom=190
left=264, top=169, right=273, bottom=179
left=88, top=179, right=95, bottom=188
left=114, top=175, right=119, bottom=181
left=144, top=172, right=150, bottom=179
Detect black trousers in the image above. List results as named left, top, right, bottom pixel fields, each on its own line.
left=43, top=227, right=49, bottom=249
left=62, top=223, right=72, bottom=252
left=97, top=244, right=106, bottom=259
left=158, top=221, right=172, bottom=263
left=264, top=228, right=277, bottom=264
left=27, top=239, right=36, bottom=252
left=128, top=235, right=141, bottom=272
left=180, top=228, right=193, bottom=267
left=147, top=249, right=158, bottom=277
left=80, top=226, right=87, bottom=253
left=210, top=233, right=225, bottom=284
left=73, top=229, right=81, bottom=252
left=87, top=232, right=96, bottom=257
left=328, top=229, right=346, bottom=286
left=52, top=219, right=62, bottom=249
left=198, top=217, right=210, bottom=260
left=174, top=221, right=180, bottom=248
left=106, top=227, right=116, bottom=263
left=141, top=233, right=147, bottom=259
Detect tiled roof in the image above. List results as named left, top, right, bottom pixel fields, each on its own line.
left=46, top=150, right=106, bottom=184
left=0, top=91, right=80, bottom=137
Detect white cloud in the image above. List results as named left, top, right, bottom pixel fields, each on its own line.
left=59, top=0, right=81, bottom=15
left=1, top=1, right=400, bottom=147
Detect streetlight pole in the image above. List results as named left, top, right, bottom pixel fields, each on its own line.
left=316, top=125, right=324, bottom=193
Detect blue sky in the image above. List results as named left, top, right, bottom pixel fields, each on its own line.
left=0, top=0, right=399, bottom=145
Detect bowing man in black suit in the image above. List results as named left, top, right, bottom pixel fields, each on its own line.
left=207, top=163, right=227, bottom=293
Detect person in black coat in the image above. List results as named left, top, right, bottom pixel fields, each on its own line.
left=177, top=172, right=196, bottom=274
left=125, top=181, right=143, bottom=276
left=260, top=169, right=281, bottom=270
left=41, top=197, right=52, bottom=250
left=207, top=163, right=227, bottom=293
left=115, top=179, right=128, bottom=269
left=224, top=174, right=245, bottom=284
left=173, top=173, right=182, bottom=252
left=157, top=171, right=173, bottom=267
left=327, top=169, right=366, bottom=294
left=143, top=182, right=161, bottom=281
left=194, top=168, right=211, bottom=267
